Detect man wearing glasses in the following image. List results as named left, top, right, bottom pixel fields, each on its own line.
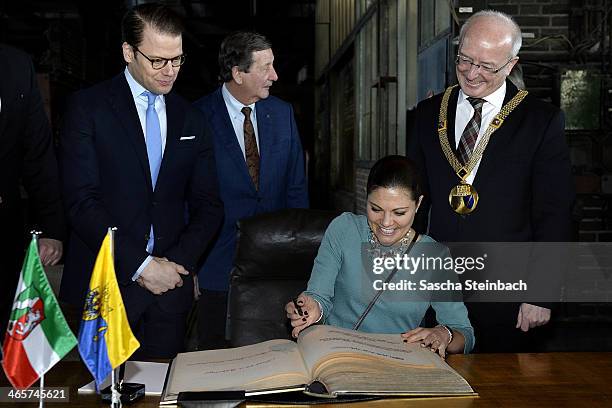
left=59, top=3, right=222, bottom=358
left=408, top=10, right=573, bottom=352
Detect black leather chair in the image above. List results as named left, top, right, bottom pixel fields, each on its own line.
left=228, top=208, right=339, bottom=347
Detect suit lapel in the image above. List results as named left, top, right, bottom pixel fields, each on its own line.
left=109, top=74, right=152, bottom=191
left=157, top=92, right=182, bottom=187
left=210, top=89, right=254, bottom=190
left=447, top=86, right=460, bottom=155
left=473, top=80, right=523, bottom=187
left=255, top=99, right=272, bottom=190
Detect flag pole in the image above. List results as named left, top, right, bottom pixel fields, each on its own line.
left=31, top=230, right=41, bottom=245
left=109, top=227, right=121, bottom=407
left=111, top=367, right=121, bottom=407
left=32, top=230, right=44, bottom=408
left=109, top=227, right=116, bottom=262
left=39, top=374, right=44, bottom=408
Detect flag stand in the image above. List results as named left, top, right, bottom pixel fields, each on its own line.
left=39, top=374, right=44, bottom=408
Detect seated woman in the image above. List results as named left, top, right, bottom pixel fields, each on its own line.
left=285, top=155, right=474, bottom=357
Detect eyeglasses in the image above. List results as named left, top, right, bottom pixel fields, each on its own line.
left=455, top=54, right=514, bottom=74
left=132, top=46, right=185, bottom=70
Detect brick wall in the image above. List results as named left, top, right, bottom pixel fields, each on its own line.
left=576, top=195, right=612, bottom=242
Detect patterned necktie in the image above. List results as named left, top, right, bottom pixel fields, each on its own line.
left=457, top=97, right=485, bottom=165
left=144, top=91, right=161, bottom=252
left=241, top=106, right=260, bottom=190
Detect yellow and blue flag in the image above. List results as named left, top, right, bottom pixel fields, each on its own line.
left=78, top=229, right=140, bottom=388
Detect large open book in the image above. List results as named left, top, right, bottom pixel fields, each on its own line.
left=160, top=325, right=475, bottom=404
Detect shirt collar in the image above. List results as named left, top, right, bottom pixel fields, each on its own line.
left=222, top=83, right=256, bottom=119
left=458, top=81, right=506, bottom=110
left=124, top=66, right=165, bottom=106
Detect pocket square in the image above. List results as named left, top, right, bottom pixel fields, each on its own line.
left=180, top=135, right=196, bottom=140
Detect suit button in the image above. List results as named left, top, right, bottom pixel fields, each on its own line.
left=152, top=201, right=158, bottom=207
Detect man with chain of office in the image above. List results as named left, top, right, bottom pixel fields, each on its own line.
left=407, top=10, right=574, bottom=352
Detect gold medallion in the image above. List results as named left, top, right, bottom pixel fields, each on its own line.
left=449, top=183, right=479, bottom=214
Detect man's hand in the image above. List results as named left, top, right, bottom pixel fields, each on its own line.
left=137, top=257, right=189, bottom=295
left=516, top=303, right=550, bottom=332
left=38, top=238, right=63, bottom=266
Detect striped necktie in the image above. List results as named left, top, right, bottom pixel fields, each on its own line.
left=457, top=97, right=485, bottom=165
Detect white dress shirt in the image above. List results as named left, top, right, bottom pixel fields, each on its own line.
left=124, top=67, right=168, bottom=280
left=454, top=82, right=506, bottom=185
left=124, top=67, right=168, bottom=152
left=221, top=83, right=260, bottom=157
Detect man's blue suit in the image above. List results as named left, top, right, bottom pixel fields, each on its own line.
left=194, top=87, right=308, bottom=291
left=59, top=73, right=223, bottom=340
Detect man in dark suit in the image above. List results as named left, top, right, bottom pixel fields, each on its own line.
left=408, top=10, right=574, bottom=352
left=193, top=32, right=308, bottom=349
left=0, top=45, right=64, bottom=334
left=59, top=4, right=223, bottom=358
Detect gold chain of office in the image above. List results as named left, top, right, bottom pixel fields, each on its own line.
left=437, top=84, right=528, bottom=181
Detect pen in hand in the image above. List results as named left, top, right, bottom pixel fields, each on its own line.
left=293, top=298, right=304, bottom=317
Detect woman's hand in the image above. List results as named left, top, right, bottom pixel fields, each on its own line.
left=284, top=293, right=322, bottom=338
left=401, top=326, right=453, bottom=359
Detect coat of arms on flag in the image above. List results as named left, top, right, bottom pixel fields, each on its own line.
left=82, top=287, right=110, bottom=342
left=6, top=284, right=45, bottom=342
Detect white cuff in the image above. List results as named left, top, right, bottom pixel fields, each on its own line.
left=132, top=255, right=154, bottom=281
left=313, top=299, right=324, bottom=323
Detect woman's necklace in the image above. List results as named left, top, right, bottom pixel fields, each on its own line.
left=368, top=227, right=415, bottom=260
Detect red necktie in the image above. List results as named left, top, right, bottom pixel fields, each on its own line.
left=241, top=107, right=259, bottom=189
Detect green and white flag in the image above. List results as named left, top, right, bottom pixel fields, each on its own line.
left=1, top=237, right=77, bottom=389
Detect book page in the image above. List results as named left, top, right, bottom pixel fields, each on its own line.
left=317, top=358, right=474, bottom=396
left=162, top=339, right=310, bottom=402
left=297, top=325, right=436, bottom=374
left=297, top=326, right=474, bottom=397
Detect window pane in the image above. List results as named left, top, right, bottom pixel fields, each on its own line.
left=419, top=0, right=434, bottom=46
left=435, top=0, right=450, bottom=36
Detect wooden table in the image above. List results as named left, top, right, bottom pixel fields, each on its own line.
left=1, top=353, right=611, bottom=407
